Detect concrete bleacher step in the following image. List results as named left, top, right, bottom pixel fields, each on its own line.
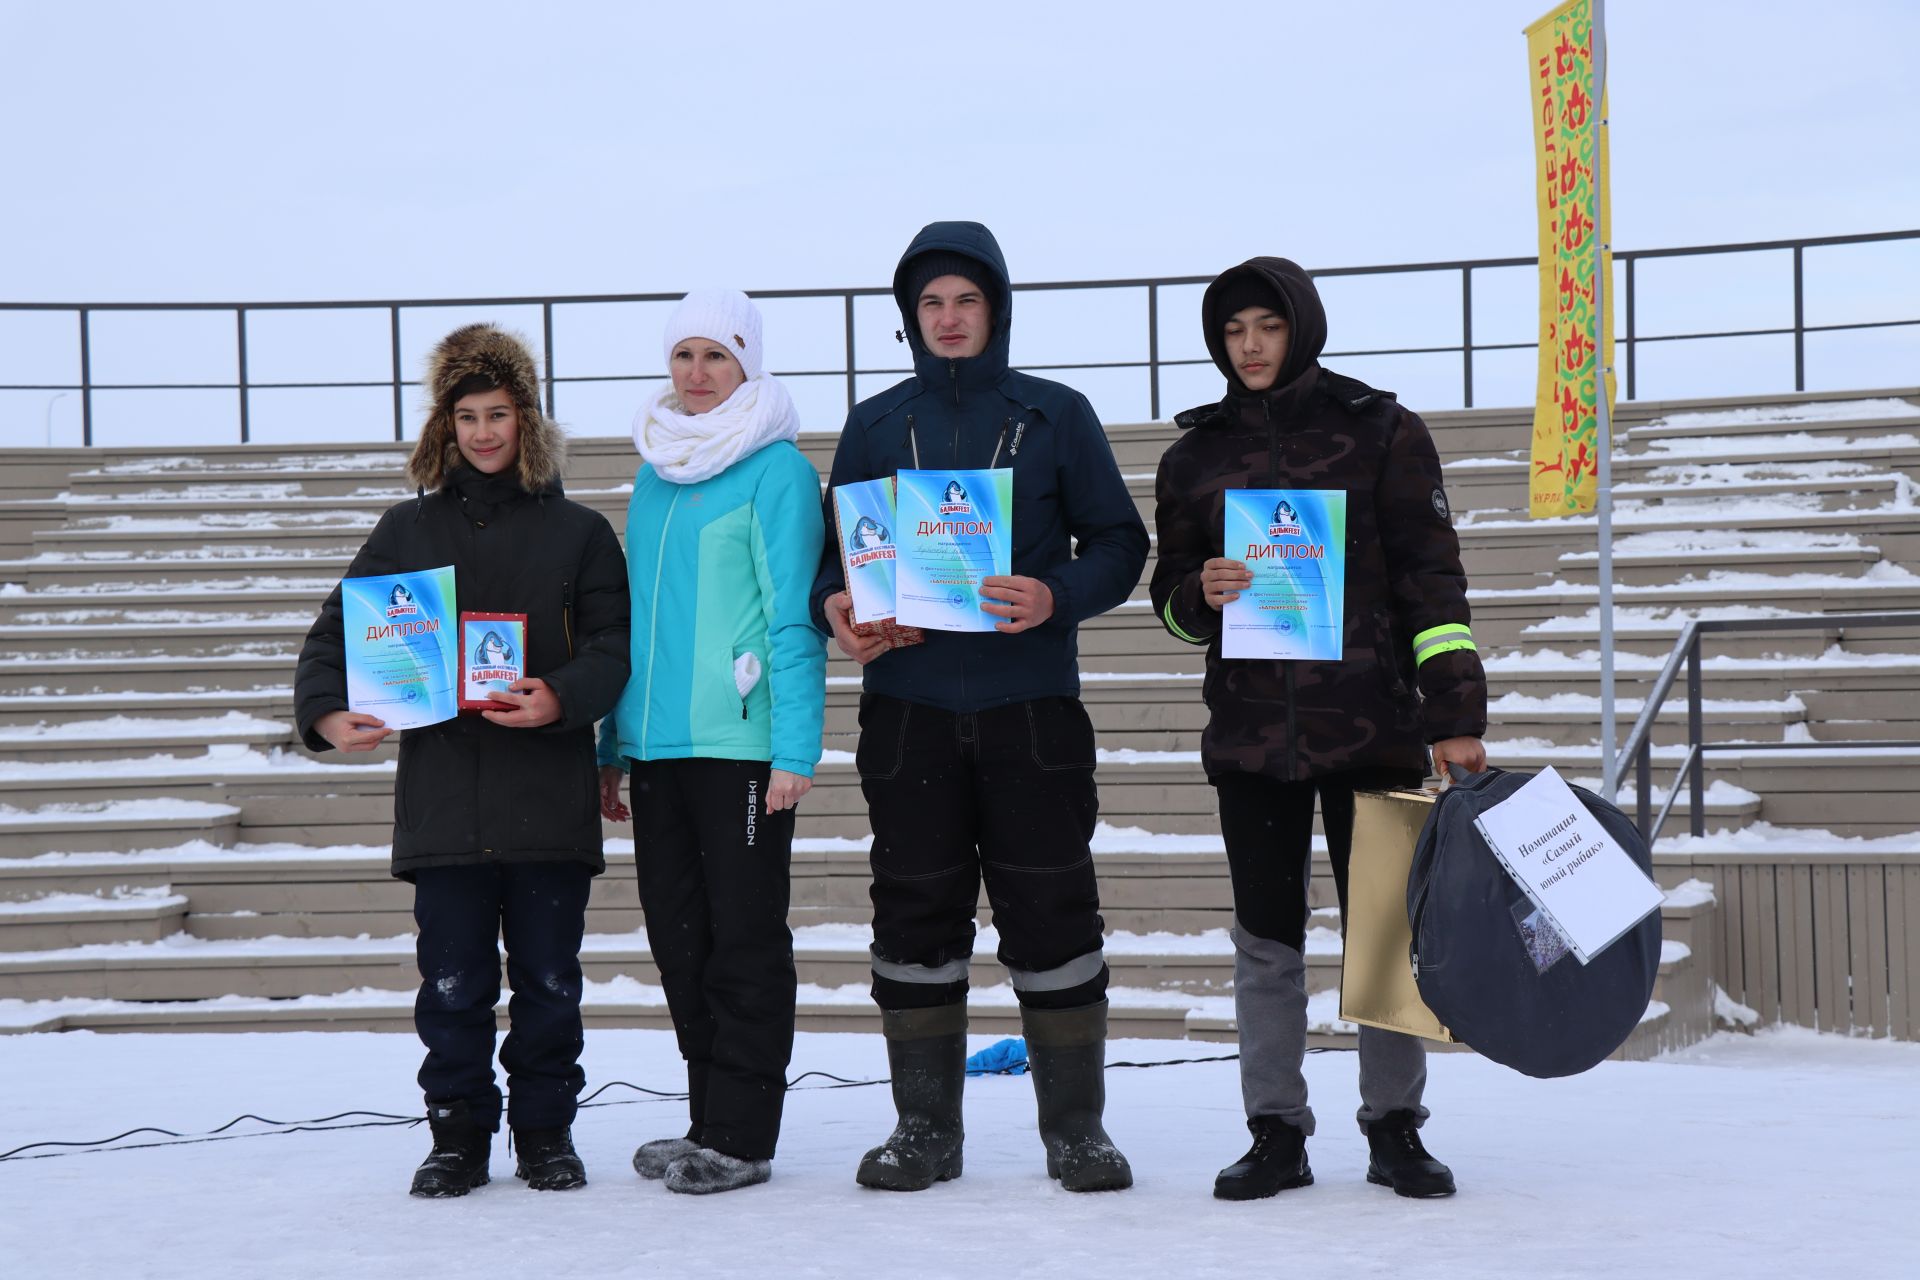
left=1613, top=468, right=1906, bottom=510
left=1485, top=693, right=1808, bottom=747
left=0, top=499, right=65, bottom=559
left=1502, top=613, right=1920, bottom=659
left=1553, top=542, right=1884, bottom=588
left=0, top=620, right=315, bottom=661
left=0, top=799, right=243, bottom=859
left=0, top=922, right=1244, bottom=1004
left=0, top=714, right=295, bottom=763
left=0, top=889, right=189, bottom=951
left=1443, top=438, right=1920, bottom=514
left=0, top=653, right=295, bottom=696
left=1471, top=575, right=1920, bottom=643
left=54, top=487, right=634, bottom=528
left=1625, top=404, right=1920, bottom=445
left=0, top=987, right=1200, bottom=1038
left=3, top=552, right=354, bottom=592
left=0, top=589, right=333, bottom=626
left=0, top=901, right=1716, bottom=1052
left=0, top=689, right=292, bottom=727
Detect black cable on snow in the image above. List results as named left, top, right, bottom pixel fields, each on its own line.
left=0, top=1046, right=1356, bottom=1162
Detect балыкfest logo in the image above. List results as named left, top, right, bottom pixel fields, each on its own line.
left=847, top=515, right=894, bottom=568
left=1267, top=499, right=1302, bottom=538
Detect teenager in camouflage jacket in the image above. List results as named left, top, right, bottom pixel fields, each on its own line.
left=1150, top=256, right=1487, bottom=781
left=1150, top=256, right=1486, bottom=1202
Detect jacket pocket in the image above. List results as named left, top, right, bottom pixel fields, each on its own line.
left=855, top=694, right=911, bottom=780
left=731, top=648, right=763, bottom=722
left=1025, top=697, right=1096, bottom=771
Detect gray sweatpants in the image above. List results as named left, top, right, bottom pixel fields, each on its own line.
left=1232, top=921, right=1429, bottom=1135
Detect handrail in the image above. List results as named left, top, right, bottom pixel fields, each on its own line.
left=5, top=228, right=1917, bottom=446
left=1613, top=611, right=1920, bottom=841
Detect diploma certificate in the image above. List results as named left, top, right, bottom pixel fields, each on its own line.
left=893, top=468, right=1013, bottom=633
left=342, top=565, right=459, bottom=729
left=1221, top=489, right=1346, bottom=661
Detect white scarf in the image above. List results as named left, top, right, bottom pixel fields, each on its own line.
left=632, top=375, right=800, bottom=484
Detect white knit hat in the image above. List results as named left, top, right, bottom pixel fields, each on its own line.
left=661, top=288, right=764, bottom=382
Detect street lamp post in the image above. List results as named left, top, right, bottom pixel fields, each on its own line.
left=44, top=392, right=70, bottom=446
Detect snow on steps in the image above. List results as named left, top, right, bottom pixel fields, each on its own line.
left=0, top=889, right=1719, bottom=1049
left=0, top=712, right=294, bottom=763
left=0, top=887, right=189, bottom=950
left=3, top=733, right=1912, bottom=849
left=0, top=798, right=242, bottom=859
left=0, top=688, right=293, bottom=728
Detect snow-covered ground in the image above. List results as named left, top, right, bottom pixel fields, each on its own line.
left=0, top=1027, right=1911, bottom=1278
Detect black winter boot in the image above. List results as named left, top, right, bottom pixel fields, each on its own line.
left=513, top=1126, right=587, bottom=1191
left=855, top=1005, right=967, bottom=1191
left=1022, top=1001, right=1133, bottom=1192
left=409, top=1100, right=493, bottom=1198
left=1365, top=1110, right=1456, bottom=1198
left=1213, top=1115, right=1313, bottom=1200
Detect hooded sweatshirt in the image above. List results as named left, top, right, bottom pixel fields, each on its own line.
left=1149, top=257, right=1486, bottom=782
left=809, top=221, right=1150, bottom=713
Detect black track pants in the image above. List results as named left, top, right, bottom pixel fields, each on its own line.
left=1212, top=766, right=1425, bottom=951
left=629, top=757, right=797, bottom=1162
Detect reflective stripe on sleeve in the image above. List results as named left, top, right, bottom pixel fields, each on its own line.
left=1411, top=622, right=1477, bottom=667
left=1162, top=594, right=1208, bottom=646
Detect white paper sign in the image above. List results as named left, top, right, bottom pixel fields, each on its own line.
left=1471, top=766, right=1663, bottom=964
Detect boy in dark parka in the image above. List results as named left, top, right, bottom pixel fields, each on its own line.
left=295, top=324, right=629, bottom=1197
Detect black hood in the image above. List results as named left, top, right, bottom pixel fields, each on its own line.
left=1201, top=256, right=1329, bottom=396
left=893, top=221, right=1013, bottom=396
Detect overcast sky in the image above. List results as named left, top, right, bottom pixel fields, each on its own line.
left=4, top=0, right=1916, bottom=444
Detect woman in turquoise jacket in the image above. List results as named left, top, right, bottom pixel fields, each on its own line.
left=596, top=288, right=826, bottom=1195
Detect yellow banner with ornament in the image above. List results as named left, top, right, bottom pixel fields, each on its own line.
left=1526, top=0, right=1615, bottom=519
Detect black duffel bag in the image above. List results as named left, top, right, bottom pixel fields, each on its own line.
left=1407, top=766, right=1662, bottom=1078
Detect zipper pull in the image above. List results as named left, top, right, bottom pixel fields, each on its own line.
left=741, top=700, right=749, bottom=721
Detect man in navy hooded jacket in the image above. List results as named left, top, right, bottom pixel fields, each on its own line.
left=812, top=222, right=1149, bottom=1193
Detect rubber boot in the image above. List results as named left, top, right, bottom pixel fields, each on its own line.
left=855, top=1005, right=967, bottom=1191
left=409, top=1100, right=493, bottom=1198
left=1022, top=1000, right=1133, bottom=1192
left=512, top=1126, right=587, bottom=1191
left=1365, top=1110, right=1456, bottom=1198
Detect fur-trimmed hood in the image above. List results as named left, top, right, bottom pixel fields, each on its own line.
left=407, top=323, right=566, bottom=492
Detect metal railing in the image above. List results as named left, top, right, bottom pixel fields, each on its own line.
left=1614, top=612, right=1920, bottom=841
left=4, top=228, right=1916, bottom=447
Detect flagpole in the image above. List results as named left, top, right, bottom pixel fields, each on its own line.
left=1593, top=0, right=1618, bottom=801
